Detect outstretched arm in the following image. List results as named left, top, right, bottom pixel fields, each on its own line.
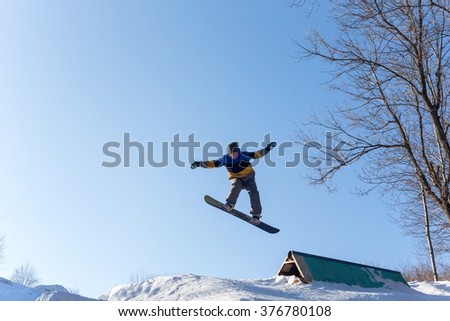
left=191, top=158, right=224, bottom=169
left=249, top=142, right=277, bottom=159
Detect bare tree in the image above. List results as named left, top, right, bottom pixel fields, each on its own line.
left=11, top=261, right=40, bottom=287
left=289, top=0, right=320, bottom=11
left=295, top=0, right=450, bottom=277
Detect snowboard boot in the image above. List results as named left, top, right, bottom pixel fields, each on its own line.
left=223, top=203, right=234, bottom=212
left=250, top=215, right=261, bottom=225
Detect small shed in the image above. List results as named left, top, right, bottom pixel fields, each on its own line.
left=277, top=250, right=409, bottom=288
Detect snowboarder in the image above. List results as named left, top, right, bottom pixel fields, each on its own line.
left=191, top=141, right=277, bottom=223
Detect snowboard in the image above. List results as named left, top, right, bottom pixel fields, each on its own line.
left=204, top=195, right=280, bottom=234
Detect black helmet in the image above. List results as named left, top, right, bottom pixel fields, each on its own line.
left=227, top=142, right=240, bottom=155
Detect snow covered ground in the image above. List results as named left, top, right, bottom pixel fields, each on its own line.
left=0, top=277, right=96, bottom=301
left=101, top=274, right=450, bottom=301
left=2, top=274, right=449, bottom=301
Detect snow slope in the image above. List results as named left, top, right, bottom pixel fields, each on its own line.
left=1, top=274, right=450, bottom=301
left=0, top=277, right=96, bottom=301
left=100, top=274, right=450, bottom=301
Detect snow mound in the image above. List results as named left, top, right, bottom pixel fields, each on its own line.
left=0, top=277, right=95, bottom=301
left=409, top=281, right=450, bottom=297
left=101, top=274, right=450, bottom=301
left=36, top=290, right=98, bottom=301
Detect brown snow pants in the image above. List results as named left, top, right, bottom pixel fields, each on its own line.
left=226, top=172, right=262, bottom=217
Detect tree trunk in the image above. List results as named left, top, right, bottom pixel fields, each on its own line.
left=421, top=186, right=439, bottom=281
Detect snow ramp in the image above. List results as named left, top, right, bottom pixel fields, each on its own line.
left=277, top=250, right=409, bottom=288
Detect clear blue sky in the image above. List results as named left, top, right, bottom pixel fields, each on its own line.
left=0, top=0, right=416, bottom=298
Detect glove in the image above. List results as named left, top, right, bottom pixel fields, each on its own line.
left=191, top=161, right=201, bottom=169
left=265, top=141, right=277, bottom=151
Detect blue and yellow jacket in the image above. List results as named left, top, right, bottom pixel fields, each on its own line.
left=201, top=148, right=270, bottom=179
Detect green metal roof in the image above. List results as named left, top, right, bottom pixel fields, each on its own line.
left=278, top=250, right=409, bottom=288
